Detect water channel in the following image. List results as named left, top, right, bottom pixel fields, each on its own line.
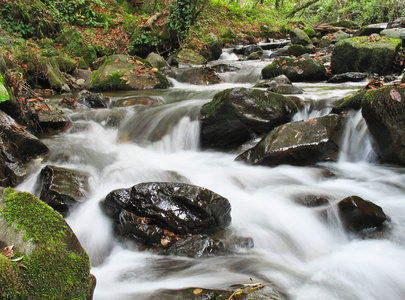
left=17, top=49, right=405, bottom=299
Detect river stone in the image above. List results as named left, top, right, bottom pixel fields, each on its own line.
left=290, top=28, right=312, bottom=46
left=327, top=72, right=367, bottom=83
left=166, top=234, right=225, bottom=257
left=286, top=44, right=315, bottom=57
left=338, top=195, right=387, bottom=232
left=149, top=285, right=286, bottom=300
left=332, top=91, right=365, bottom=114
left=171, top=66, right=222, bottom=85
left=0, top=187, right=93, bottom=299
left=200, top=87, right=298, bottom=151
left=331, top=36, right=402, bottom=75
left=146, top=52, right=170, bottom=70
left=173, top=49, right=207, bottom=65
left=262, top=57, right=327, bottom=82
left=234, top=44, right=263, bottom=56
left=35, top=165, right=90, bottom=216
left=268, top=83, right=304, bottom=94
left=77, top=90, right=109, bottom=108
left=85, top=54, right=169, bottom=91
left=236, top=114, right=344, bottom=166
left=101, top=182, right=232, bottom=235
left=357, top=23, right=387, bottom=36
left=380, top=28, right=405, bottom=42
left=361, top=86, right=405, bottom=165
left=199, top=36, right=223, bottom=61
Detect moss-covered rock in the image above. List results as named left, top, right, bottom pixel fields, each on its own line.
left=361, top=86, right=405, bottom=165
left=262, top=57, right=327, bottom=82
left=332, top=91, right=366, bottom=113
left=290, top=28, right=312, bottom=45
left=56, top=27, right=97, bottom=67
left=0, top=73, right=9, bottom=103
left=85, top=54, right=169, bottom=91
left=172, top=49, right=207, bottom=65
left=303, top=27, right=317, bottom=38
left=200, top=87, right=298, bottom=150
left=331, top=36, right=402, bottom=75
left=0, top=187, right=93, bottom=299
left=286, top=44, right=315, bottom=57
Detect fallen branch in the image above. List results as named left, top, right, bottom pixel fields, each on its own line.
left=286, top=0, right=320, bottom=18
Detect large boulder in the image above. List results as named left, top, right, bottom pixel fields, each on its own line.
left=200, top=88, right=298, bottom=151
left=338, top=195, right=387, bottom=232
left=35, top=165, right=90, bottom=216
left=290, top=28, right=312, bottom=46
left=236, top=114, right=344, bottom=166
left=262, top=57, right=328, bottom=82
left=0, top=187, right=94, bottom=299
left=361, top=86, right=405, bottom=165
left=85, top=54, right=169, bottom=91
left=101, top=182, right=232, bottom=236
left=331, top=36, right=402, bottom=75
left=172, top=49, right=207, bottom=65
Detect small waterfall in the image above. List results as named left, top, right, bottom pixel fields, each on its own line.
left=339, top=110, right=373, bottom=163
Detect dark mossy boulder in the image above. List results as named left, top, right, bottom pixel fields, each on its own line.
left=35, top=165, right=90, bottom=216
left=262, top=57, right=328, bottom=82
left=327, top=72, right=367, bottom=83
left=331, top=36, right=402, bottom=75
left=357, top=23, right=387, bottom=36
left=199, top=34, right=223, bottom=61
left=0, top=187, right=94, bottom=299
left=101, top=182, right=231, bottom=235
left=172, top=66, right=222, bottom=85
left=56, top=27, right=97, bottom=67
left=85, top=54, right=169, bottom=91
left=290, top=28, right=312, bottom=46
left=77, top=90, right=109, bottom=108
left=361, top=86, right=405, bottom=165
left=332, top=91, right=366, bottom=114
left=338, top=195, right=387, bottom=232
left=234, top=44, right=263, bottom=56
left=286, top=44, right=315, bottom=57
left=236, top=114, right=344, bottom=166
left=200, top=88, right=298, bottom=151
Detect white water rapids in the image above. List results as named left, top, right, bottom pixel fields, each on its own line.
left=17, top=53, right=405, bottom=300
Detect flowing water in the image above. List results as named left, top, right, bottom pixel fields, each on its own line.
left=17, top=51, right=405, bottom=300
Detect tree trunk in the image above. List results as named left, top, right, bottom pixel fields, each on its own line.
left=286, top=0, right=320, bottom=17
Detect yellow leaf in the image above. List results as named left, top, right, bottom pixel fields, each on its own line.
left=193, top=289, right=203, bottom=295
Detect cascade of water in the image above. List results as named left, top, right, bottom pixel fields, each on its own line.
left=15, top=57, right=405, bottom=300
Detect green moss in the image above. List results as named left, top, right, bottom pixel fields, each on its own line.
left=0, top=73, right=9, bottom=103
left=332, top=91, right=366, bottom=113
left=287, top=44, right=315, bottom=57
left=0, top=254, right=26, bottom=299
left=303, top=27, right=316, bottom=38
left=0, top=188, right=91, bottom=299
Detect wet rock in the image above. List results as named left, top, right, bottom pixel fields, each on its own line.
left=234, top=44, right=263, bottom=56
left=113, top=97, right=159, bottom=107
left=211, top=63, right=240, bottom=73
left=150, top=285, right=286, bottom=300
left=166, top=234, right=225, bottom=257
left=85, top=54, right=169, bottom=91
left=361, top=86, right=405, bottom=165
left=331, top=36, right=402, bottom=75
left=199, top=36, right=223, bottom=61
left=171, top=66, right=222, bottom=85
left=236, top=114, right=344, bottom=166
left=293, top=194, right=329, bottom=207
left=101, top=182, right=232, bottom=235
left=200, top=88, right=298, bottom=151
left=327, top=72, right=367, bottom=83
left=247, top=51, right=262, bottom=60
left=338, top=195, right=387, bottom=231
left=77, top=90, right=109, bottom=108
left=290, top=28, right=312, bottom=46
left=262, top=57, right=327, bottom=82
left=268, top=83, right=303, bottom=95
left=35, top=165, right=90, bottom=216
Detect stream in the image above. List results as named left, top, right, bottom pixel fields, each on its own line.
left=17, top=49, right=405, bottom=300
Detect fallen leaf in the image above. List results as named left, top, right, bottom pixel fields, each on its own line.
left=0, top=245, right=14, bottom=259
left=193, top=288, right=203, bottom=295
left=390, top=89, right=402, bottom=102
left=135, top=59, right=143, bottom=65
left=114, top=58, right=119, bottom=63
left=128, top=59, right=134, bottom=63
left=16, top=262, right=28, bottom=269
